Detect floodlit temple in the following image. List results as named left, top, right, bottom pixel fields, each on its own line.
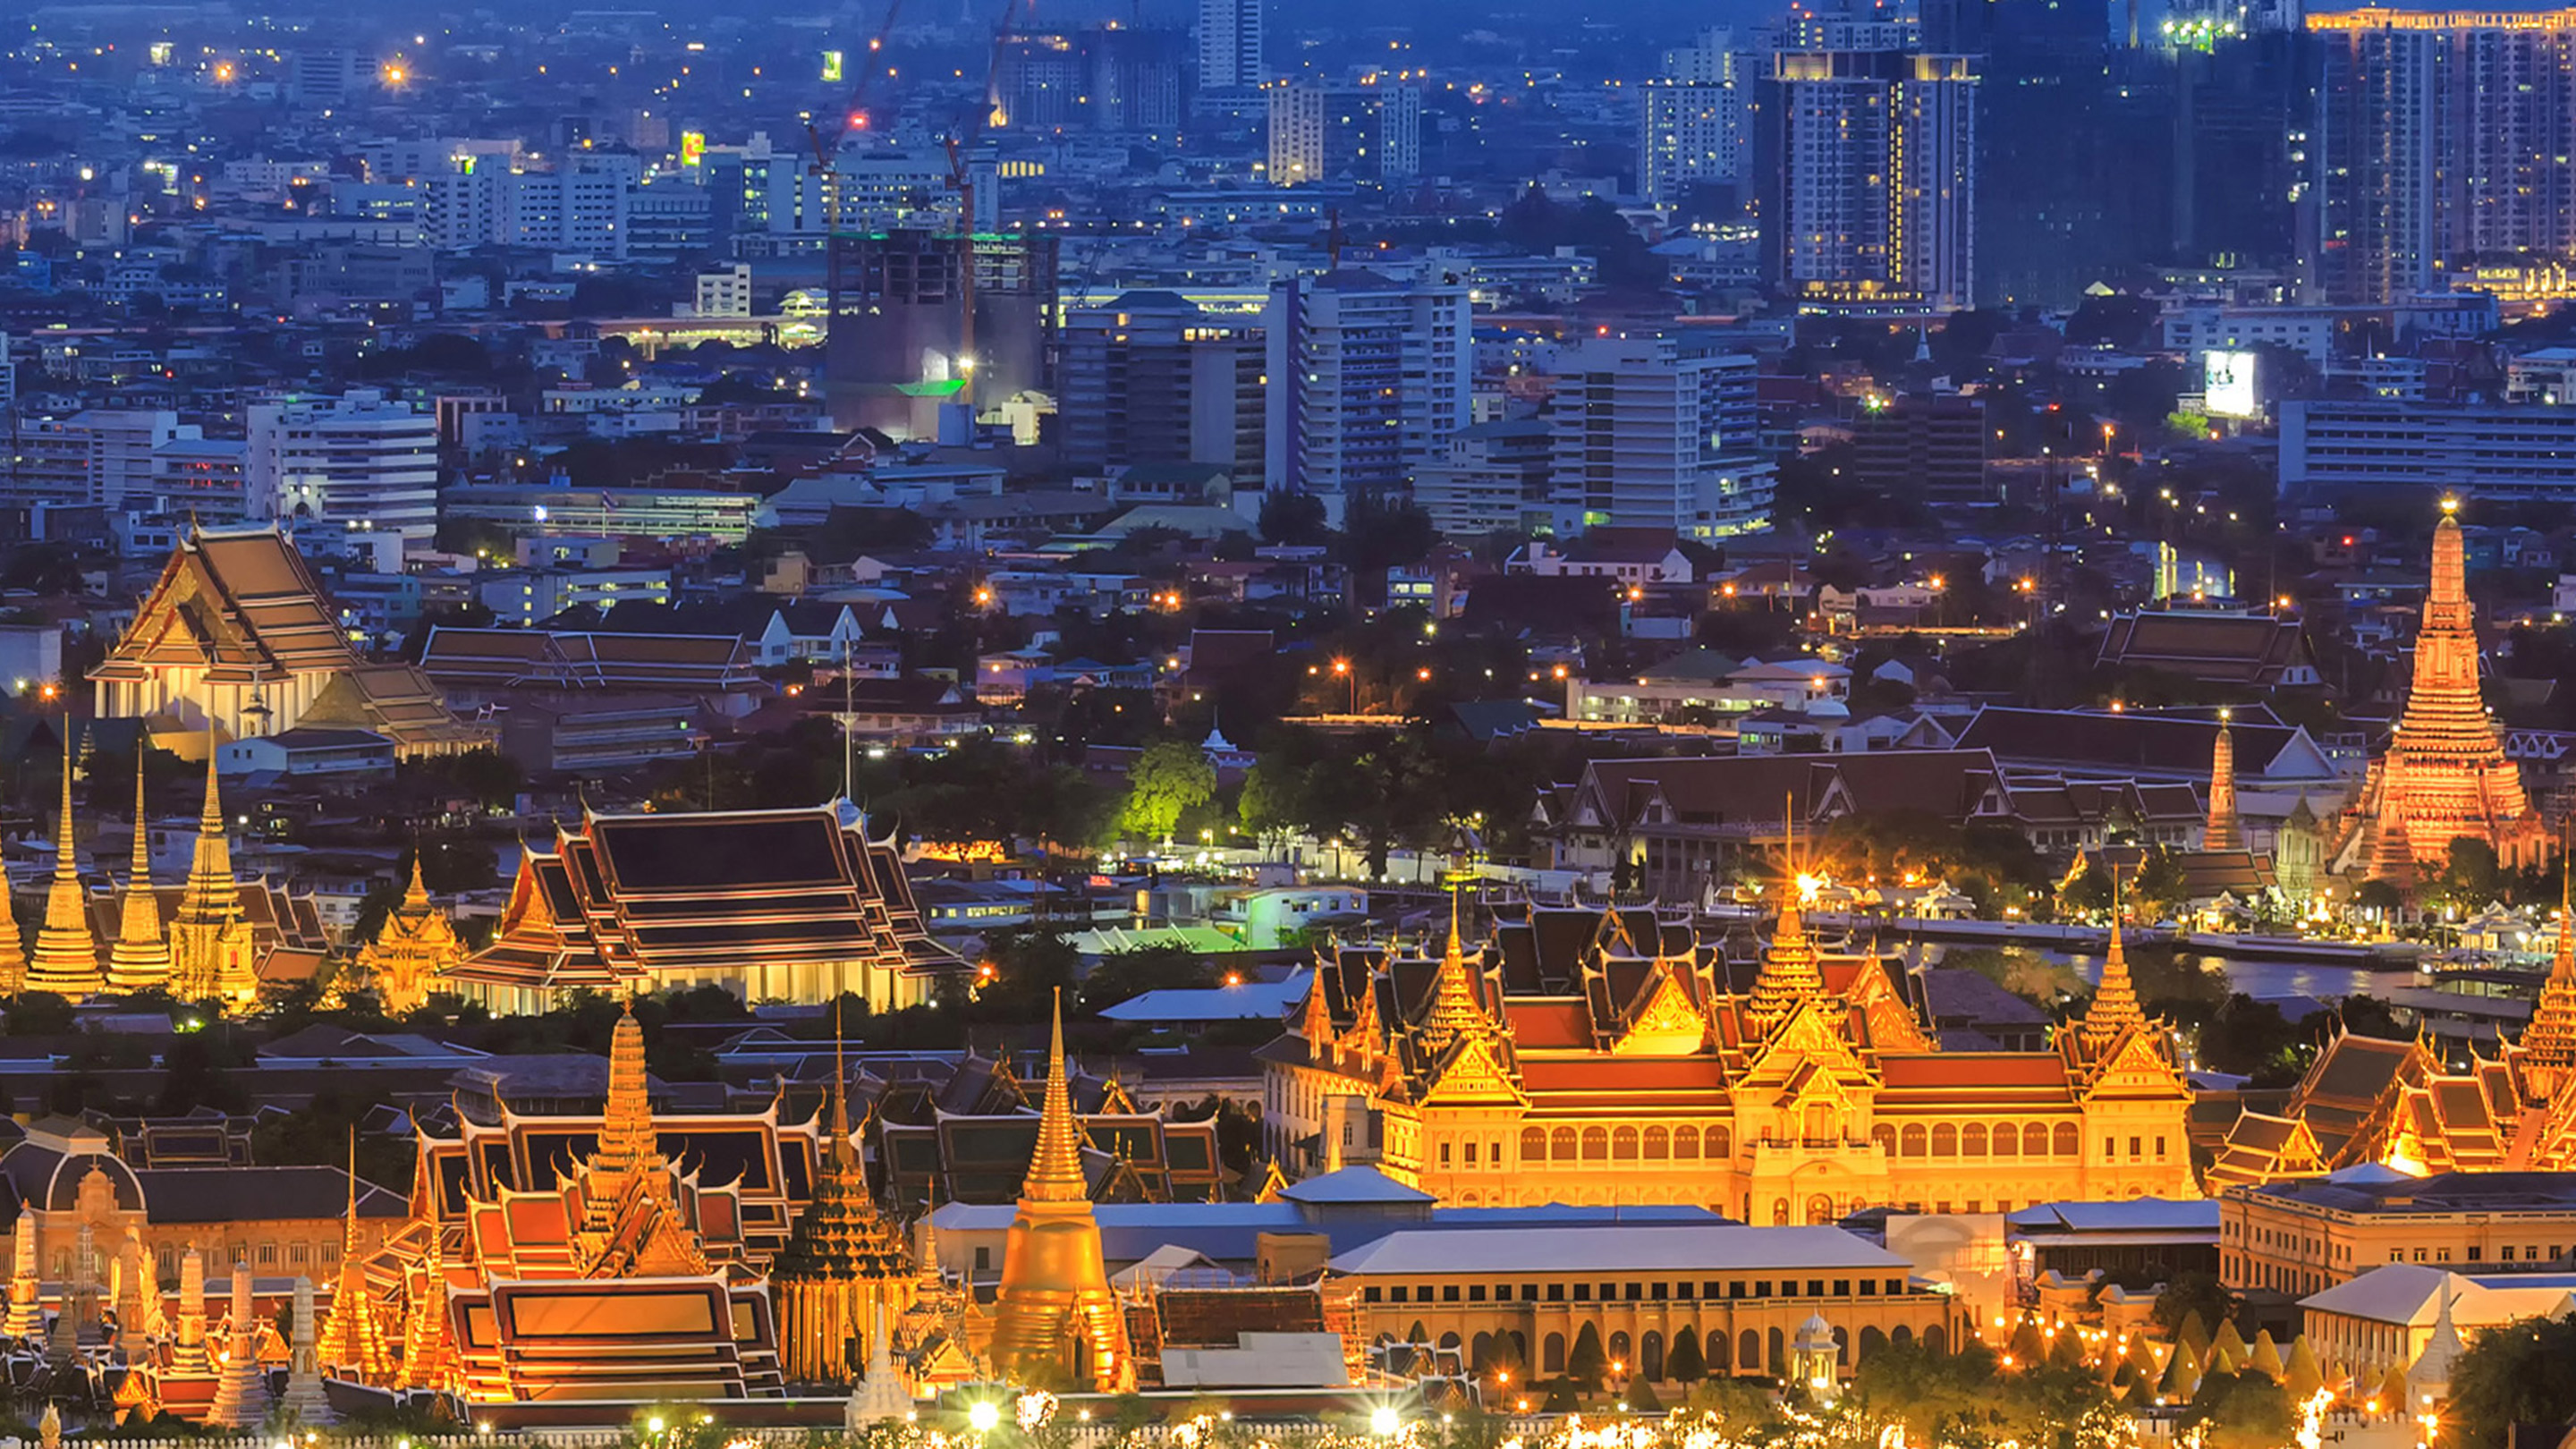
left=382, top=1004, right=807, bottom=1401
left=2209, top=888, right=2576, bottom=1186
left=2336, top=506, right=2547, bottom=878
left=1261, top=893, right=2198, bottom=1221
left=347, top=856, right=468, bottom=1013
left=89, top=526, right=488, bottom=758
left=450, top=802, right=962, bottom=1012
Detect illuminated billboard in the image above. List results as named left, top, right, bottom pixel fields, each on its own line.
left=2205, top=349, right=2258, bottom=419
left=679, top=131, right=706, bottom=167
left=822, top=49, right=843, bottom=81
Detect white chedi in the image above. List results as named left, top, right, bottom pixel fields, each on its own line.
left=845, top=1301, right=915, bottom=1428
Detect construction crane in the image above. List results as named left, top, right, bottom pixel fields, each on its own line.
left=808, top=0, right=911, bottom=370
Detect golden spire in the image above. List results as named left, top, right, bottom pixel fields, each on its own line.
left=2205, top=710, right=2242, bottom=852
left=316, top=1131, right=392, bottom=1382
left=106, top=763, right=172, bottom=992
left=586, top=998, right=670, bottom=1225
left=27, top=732, right=102, bottom=998
left=1417, top=883, right=1487, bottom=1054
left=1743, top=797, right=1825, bottom=1040
left=2080, top=876, right=2147, bottom=1051
left=2522, top=859, right=2576, bottom=1085
left=1021, top=990, right=1088, bottom=1204
left=402, top=852, right=431, bottom=911
left=170, top=732, right=252, bottom=1003
left=989, top=988, right=1130, bottom=1391
left=395, top=1223, right=456, bottom=1393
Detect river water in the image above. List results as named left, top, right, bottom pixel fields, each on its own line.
left=1909, top=940, right=2416, bottom=1009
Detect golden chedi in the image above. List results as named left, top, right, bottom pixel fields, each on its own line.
left=987, top=994, right=1131, bottom=1392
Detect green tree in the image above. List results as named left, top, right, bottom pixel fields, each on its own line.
left=1238, top=758, right=1309, bottom=852
left=1117, top=739, right=1215, bottom=844
left=1567, top=1323, right=1608, bottom=1393
left=1258, top=491, right=1328, bottom=547
left=2155, top=1272, right=2241, bottom=1341
left=1664, top=1329, right=1705, bottom=1384
left=2183, top=1371, right=2293, bottom=1449
left=2445, top=1316, right=2576, bottom=1449
left=2131, top=846, right=2192, bottom=921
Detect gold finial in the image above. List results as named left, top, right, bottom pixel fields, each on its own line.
left=1020, top=989, right=1087, bottom=1203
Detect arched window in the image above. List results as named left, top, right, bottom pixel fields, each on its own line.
left=1858, top=1326, right=1887, bottom=1363
left=1544, top=1333, right=1566, bottom=1374
left=1767, top=1327, right=1785, bottom=1374
left=1673, top=1126, right=1699, bottom=1160
left=1871, top=1123, right=1896, bottom=1153
left=1962, top=1123, right=1987, bottom=1156
left=1771, top=1198, right=1791, bottom=1225
left=1891, top=1326, right=1912, bottom=1350
left=1644, top=1127, right=1670, bottom=1160
left=1708, top=1327, right=1732, bottom=1373
left=1923, top=1325, right=1948, bottom=1355
left=1738, top=1329, right=1760, bottom=1375
left=1805, top=1192, right=1834, bottom=1224
left=1991, top=1122, right=2018, bottom=1157
left=1521, top=1127, right=1547, bottom=1162
left=1641, top=1330, right=1665, bottom=1381
left=2023, top=1123, right=2049, bottom=1157
left=1472, top=1334, right=1496, bottom=1372
left=2054, top=1122, right=2080, bottom=1157
left=1552, top=1128, right=1578, bottom=1161
left=1932, top=1124, right=1958, bottom=1157
left=1613, top=1126, right=1640, bottom=1160
left=1582, top=1127, right=1609, bottom=1160
left=1609, top=1332, right=1631, bottom=1371
left=1901, top=1124, right=1927, bottom=1157
left=1707, top=1125, right=1732, bottom=1158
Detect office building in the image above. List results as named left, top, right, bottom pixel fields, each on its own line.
left=2309, top=6, right=2576, bottom=304
left=2281, top=400, right=2576, bottom=503
left=1198, top=0, right=1264, bottom=92
left=245, top=389, right=440, bottom=547
left=1414, top=419, right=1555, bottom=540
left=424, top=152, right=640, bottom=257
left=1267, top=80, right=1420, bottom=186
left=1640, top=30, right=1752, bottom=208
left=1546, top=335, right=1773, bottom=539
left=68, top=410, right=181, bottom=510
left=824, top=231, right=1059, bottom=438
left=1851, top=394, right=1992, bottom=503
left=1763, top=44, right=1979, bottom=310
left=1059, top=291, right=1265, bottom=484
left=1001, top=27, right=1186, bottom=134
left=1262, top=269, right=1470, bottom=514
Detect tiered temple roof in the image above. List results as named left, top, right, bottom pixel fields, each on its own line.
left=453, top=803, right=962, bottom=1009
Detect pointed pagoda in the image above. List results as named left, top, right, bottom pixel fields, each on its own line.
left=2204, top=712, right=2242, bottom=852
left=106, top=765, right=172, bottom=992
left=1415, top=888, right=1487, bottom=1056
left=843, top=1301, right=915, bottom=1427
left=2362, top=502, right=2545, bottom=873
left=2521, top=868, right=2576, bottom=1097
left=167, top=1244, right=211, bottom=1375
left=169, top=740, right=255, bottom=1004
left=1742, top=811, right=1826, bottom=1042
left=27, top=735, right=103, bottom=998
left=394, top=1225, right=457, bottom=1393
left=314, top=1136, right=392, bottom=1382
left=4, top=1205, right=39, bottom=1337
left=202, top=1261, right=267, bottom=1428
left=987, top=992, right=1131, bottom=1392
left=352, top=853, right=464, bottom=1014
left=774, top=1014, right=914, bottom=1385
left=2080, top=889, right=2147, bottom=1053
left=567, top=999, right=707, bottom=1277
left=280, top=1275, right=334, bottom=1426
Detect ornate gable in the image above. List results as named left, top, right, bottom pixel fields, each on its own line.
left=2079, top=1027, right=2188, bottom=1101
left=1417, top=1033, right=1529, bottom=1107
left=1613, top=967, right=1708, bottom=1056
left=1740, top=996, right=1877, bottom=1091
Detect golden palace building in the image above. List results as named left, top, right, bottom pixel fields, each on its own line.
left=451, top=802, right=962, bottom=1013
left=1260, top=896, right=2196, bottom=1222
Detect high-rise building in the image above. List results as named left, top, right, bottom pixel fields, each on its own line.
left=1267, top=80, right=1420, bottom=186
left=2309, top=6, right=2576, bottom=305
left=1414, top=419, right=1555, bottom=540
left=1762, top=44, right=1979, bottom=310
left=997, top=27, right=1186, bottom=135
left=1198, top=0, right=1264, bottom=92
left=424, top=152, right=640, bottom=257
left=1262, top=269, right=1470, bottom=517
left=1546, top=336, right=1774, bottom=539
left=65, top=410, right=180, bottom=510
left=1640, top=30, right=1752, bottom=208
left=245, top=389, right=440, bottom=546
left=1059, top=292, right=1265, bottom=484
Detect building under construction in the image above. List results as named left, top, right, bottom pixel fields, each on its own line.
left=825, top=228, right=1060, bottom=439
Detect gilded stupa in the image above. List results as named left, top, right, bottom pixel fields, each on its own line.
left=352, top=854, right=464, bottom=1014
left=314, top=1137, right=393, bottom=1382
left=27, top=736, right=103, bottom=998
left=169, top=740, right=257, bottom=1004
left=2354, top=504, right=2546, bottom=875
left=987, top=993, right=1131, bottom=1392
left=1741, top=815, right=1826, bottom=1043
left=773, top=1021, right=915, bottom=1384
left=2523, top=871, right=2576, bottom=1099
left=106, top=765, right=172, bottom=992
left=2204, top=712, right=2241, bottom=852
